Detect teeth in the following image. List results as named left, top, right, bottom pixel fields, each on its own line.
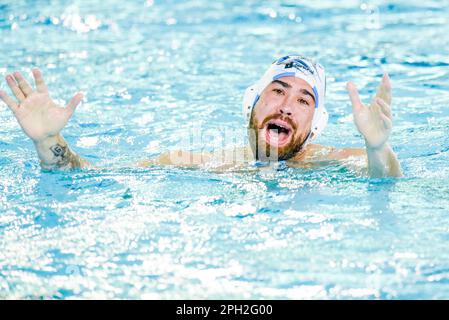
left=270, top=125, right=288, bottom=133
left=270, top=122, right=288, bottom=131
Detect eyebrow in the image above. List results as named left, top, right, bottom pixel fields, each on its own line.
left=271, top=80, right=316, bottom=103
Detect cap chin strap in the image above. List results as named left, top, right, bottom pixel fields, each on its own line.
left=299, top=130, right=312, bottom=150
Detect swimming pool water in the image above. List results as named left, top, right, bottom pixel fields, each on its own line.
left=1, top=0, right=449, bottom=299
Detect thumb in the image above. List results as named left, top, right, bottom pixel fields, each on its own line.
left=65, top=92, right=84, bottom=117
left=346, top=81, right=363, bottom=112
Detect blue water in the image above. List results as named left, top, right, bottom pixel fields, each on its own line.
left=1, top=0, right=449, bottom=299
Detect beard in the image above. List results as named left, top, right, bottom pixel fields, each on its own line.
left=248, top=113, right=310, bottom=161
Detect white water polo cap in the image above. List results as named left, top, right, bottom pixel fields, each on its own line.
left=243, top=54, right=328, bottom=141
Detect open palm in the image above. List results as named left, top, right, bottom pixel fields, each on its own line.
left=347, top=73, right=393, bottom=149
left=0, top=69, right=83, bottom=142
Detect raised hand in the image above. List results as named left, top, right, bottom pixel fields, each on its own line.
left=347, top=73, right=393, bottom=150
left=0, top=68, right=83, bottom=142
left=0, top=68, right=89, bottom=170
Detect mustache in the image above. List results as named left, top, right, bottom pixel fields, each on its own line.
left=258, top=114, right=297, bottom=131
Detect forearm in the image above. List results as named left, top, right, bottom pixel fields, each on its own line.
left=366, top=142, right=402, bottom=178
left=33, top=134, right=90, bottom=170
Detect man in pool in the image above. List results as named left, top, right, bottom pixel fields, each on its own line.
left=0, top=55, right=402, bottom=177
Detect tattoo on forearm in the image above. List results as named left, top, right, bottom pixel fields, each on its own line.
left=49, top=143, right=84, bottom=169
left=50, top=144, right=67, bottom=158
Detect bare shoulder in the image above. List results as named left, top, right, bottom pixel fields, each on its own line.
left=305, top=144, right=336, bottom=158
left=300, top=143, right=366, bottom=160
left=325, top=146, right=366, bottom=161
left=286, top=144, right=366, bottom=168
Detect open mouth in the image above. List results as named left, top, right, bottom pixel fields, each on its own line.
left=264, top=119, right=293, bottom=147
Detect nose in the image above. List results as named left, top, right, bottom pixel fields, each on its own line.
left=279, top=104, right=293, bottom=116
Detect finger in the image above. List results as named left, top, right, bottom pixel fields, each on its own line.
left=383, top=72, right=391, bottom=89
left=13, top=71, right=33, bottom=96
left=382, top=72, right=392, bottom=103
left=65, top=92, right=84, bottom=117
left=380, top=112, right=392, bottom=131
left=376, top=97, right=392, bottom=119
left=32, top=68, right=48, bottom=93
left=5, top=74, right=26, bottom=102
left=375, top=72, right=392, bottom=105
left=0, top=90, right=19, bottom=113
left=346, top=81, right=363, bottom=112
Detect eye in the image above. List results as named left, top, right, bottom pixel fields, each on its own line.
left=298, top=98, right=310, bottom=106
left=272, top=88, right=284, bottom=95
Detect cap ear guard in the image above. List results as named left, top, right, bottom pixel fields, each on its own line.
left=309, top=107, right=328, bottom=140
left=242, top=84, right=259, bottom=123
left=309, top=68, right=327, bottom=141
